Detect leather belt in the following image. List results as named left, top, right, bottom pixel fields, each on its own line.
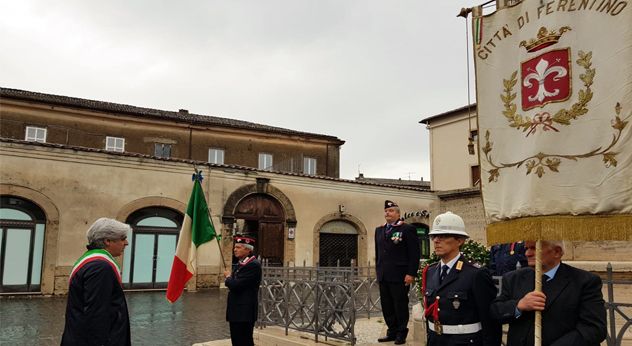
left=428, top=322, right=482, bottom=334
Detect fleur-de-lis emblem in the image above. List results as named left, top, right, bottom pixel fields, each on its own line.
left=523, top=58, right=568, bottom=103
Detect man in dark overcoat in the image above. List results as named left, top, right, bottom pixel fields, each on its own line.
left=374, top=200, right=420, bottom=344
left=421, top=211, right=501, bottom=346
left=224, top=235, right=262, bottom=346
left=490, top=240, right=607, bottom=346
left=61, top=218, right=132, bottom=346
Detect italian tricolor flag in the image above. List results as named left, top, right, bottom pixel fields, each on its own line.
left=166, top=173, right=216, bottom=303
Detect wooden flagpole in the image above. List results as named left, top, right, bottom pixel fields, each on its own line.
left=194, top=166, right=228, bottom=270
left=535, top=240, right=543, bottom=346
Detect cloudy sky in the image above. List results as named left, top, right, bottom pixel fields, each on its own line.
left=1, top=0, right=483, bottom=181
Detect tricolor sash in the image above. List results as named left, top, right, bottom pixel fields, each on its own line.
left=69, top=249, right=122, bottom=286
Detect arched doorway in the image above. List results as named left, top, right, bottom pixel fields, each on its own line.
left=0, top=196, right=46, bottom=293
left=234, top=194, right=285, bottom=266
left=318, top=220, right=358, bottom=267
left=411, top=222, right=430, bottom=259
left=123, top=207, right=183, bottom=290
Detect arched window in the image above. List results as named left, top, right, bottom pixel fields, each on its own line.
left=123, top=207, right=183, bottom=290
left=318, top=220, right=358, bottom=267
left=0, top=196, right=46, bottom=293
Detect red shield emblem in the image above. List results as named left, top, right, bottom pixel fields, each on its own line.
left=521, top=48, right=571, bottom=111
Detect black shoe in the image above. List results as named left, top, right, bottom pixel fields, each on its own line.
left=394, top=336, right=406, bottom=345
left=377, top=335, right=397, bottom=342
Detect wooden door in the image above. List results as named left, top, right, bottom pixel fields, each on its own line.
left=259, top=222, right=284, bottom=266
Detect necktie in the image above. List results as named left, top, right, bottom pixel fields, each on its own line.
left=542, top=273, right=550, bottom=284
left=440, top=265, right=449, bottom=283
left=386, top=224, right=393, bottom=234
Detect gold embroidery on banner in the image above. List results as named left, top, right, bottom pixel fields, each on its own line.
left=483, top=103, right=627, bottom=181
left=501, top=51, right=594, bottom=135
left=519, top=26, right=572, bottom=53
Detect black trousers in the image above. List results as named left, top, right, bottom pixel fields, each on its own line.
left=379, top=280, right=410, bottom=338
left=229, top=321, right=255, bottom=346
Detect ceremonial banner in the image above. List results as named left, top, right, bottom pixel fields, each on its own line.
left=473, top=0, right=632, bottom=244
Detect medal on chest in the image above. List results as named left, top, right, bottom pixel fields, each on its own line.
left=391, top=232, right=402, bottom=244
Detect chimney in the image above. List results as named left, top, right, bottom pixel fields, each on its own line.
left=179, top=109, right=189, bottom=114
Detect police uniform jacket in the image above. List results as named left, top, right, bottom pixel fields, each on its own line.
left=489, top=242, right=528, bottom=276
left=423, top=255, right=502, bottom=346
left=374, top=221, right=420, bottom=282
left=61, top=257, right=131, bottom=346
left=490, top=264, right=607, bottom=346
left=225, top=256, right=262, bottom=322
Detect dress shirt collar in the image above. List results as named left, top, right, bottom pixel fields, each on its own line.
left=544, top=262, right=561, bottom=281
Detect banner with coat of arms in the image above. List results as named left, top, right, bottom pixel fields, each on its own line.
left=473, top=0, right=632, bottom=245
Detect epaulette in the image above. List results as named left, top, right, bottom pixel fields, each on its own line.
left=466, top=259, right=483, bottom=269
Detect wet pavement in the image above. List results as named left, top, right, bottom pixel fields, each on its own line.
left=0, top=289, right=230, bottom=346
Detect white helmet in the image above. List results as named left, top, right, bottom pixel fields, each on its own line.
left=429, top=211, right=470, bottom=238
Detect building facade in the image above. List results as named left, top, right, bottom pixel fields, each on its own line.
left=420, top=104, right=479, bottom=191
left=1, top=88, right=343, bottom=178
left=0, top=88, right=434, bottom=295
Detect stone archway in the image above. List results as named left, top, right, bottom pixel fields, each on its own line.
left=313, top=213, right=369, bottom=267
left=221, top=179, right=297, bottom=266
left=117, top=197, right=187, bottom=222
left=1, top=184, right=60, bottom=295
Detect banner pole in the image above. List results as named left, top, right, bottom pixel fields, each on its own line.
left=193, top=166, right=228, bottom=270
left=535, top=239, right=543, bottom=346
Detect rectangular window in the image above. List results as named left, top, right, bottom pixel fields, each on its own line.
left=471, top=165, right=481, bottom=187
left=208, top=149, right=225, bottom=164
left=154, top=143, right=171, bottom=157
left=471, top=129, right=478, bottom=142
left=259, top=153, right=273, bottom=170
left=303, top=157, right=316, bottom=175
left=106, top=136, right=125, bottom=152
left=25, top=127, right=47, bottom=142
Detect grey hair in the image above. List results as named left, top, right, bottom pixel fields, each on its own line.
left=243, top=244, right=254, bottom=253
left=87, top=218, right=131, bottom=249
left=394, top=206, right=401, bottom=213
left=545, top=240, right=566, bottom=255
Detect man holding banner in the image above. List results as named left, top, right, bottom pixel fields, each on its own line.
left=490, top=240, right=606, bottom=345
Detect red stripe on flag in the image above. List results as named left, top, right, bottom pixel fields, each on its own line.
left=166, top=255, right=194, bottom=303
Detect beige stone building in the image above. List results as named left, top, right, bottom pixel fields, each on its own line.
left=0, top=88, right=434, bottom=295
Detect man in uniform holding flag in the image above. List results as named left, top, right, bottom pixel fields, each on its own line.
left=61, top=218, right=132, bottom=346
left=224, top=235, right=262, bottom=346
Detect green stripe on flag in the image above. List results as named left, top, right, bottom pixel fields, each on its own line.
left=187, top=180, right=216, bottom=247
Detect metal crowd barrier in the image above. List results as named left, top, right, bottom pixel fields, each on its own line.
left=257, top=260, right=630, bottom=346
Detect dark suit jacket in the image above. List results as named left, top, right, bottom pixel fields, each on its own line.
left=225, top=256, right=262, bottom=322
left=423, top=255, right=502, bottom=346
left=490, top=263, right=607, bottom=346
left=375, top=221, right=420, bottom=282
left=61, top=258, right=131, bottom=346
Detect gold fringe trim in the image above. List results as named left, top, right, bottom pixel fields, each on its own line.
left=486, top=214, right=632, bottom=246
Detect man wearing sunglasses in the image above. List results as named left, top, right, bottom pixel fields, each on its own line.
left=421, top=211, right=501, bottom=346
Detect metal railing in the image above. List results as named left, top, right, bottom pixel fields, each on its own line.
left=258, top=261, right=631, bottom=346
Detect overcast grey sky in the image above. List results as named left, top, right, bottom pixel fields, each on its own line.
left=1, top=0, right=481, bottom=181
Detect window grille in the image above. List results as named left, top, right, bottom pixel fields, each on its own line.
left=319, top=233, right=358, bottom=267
